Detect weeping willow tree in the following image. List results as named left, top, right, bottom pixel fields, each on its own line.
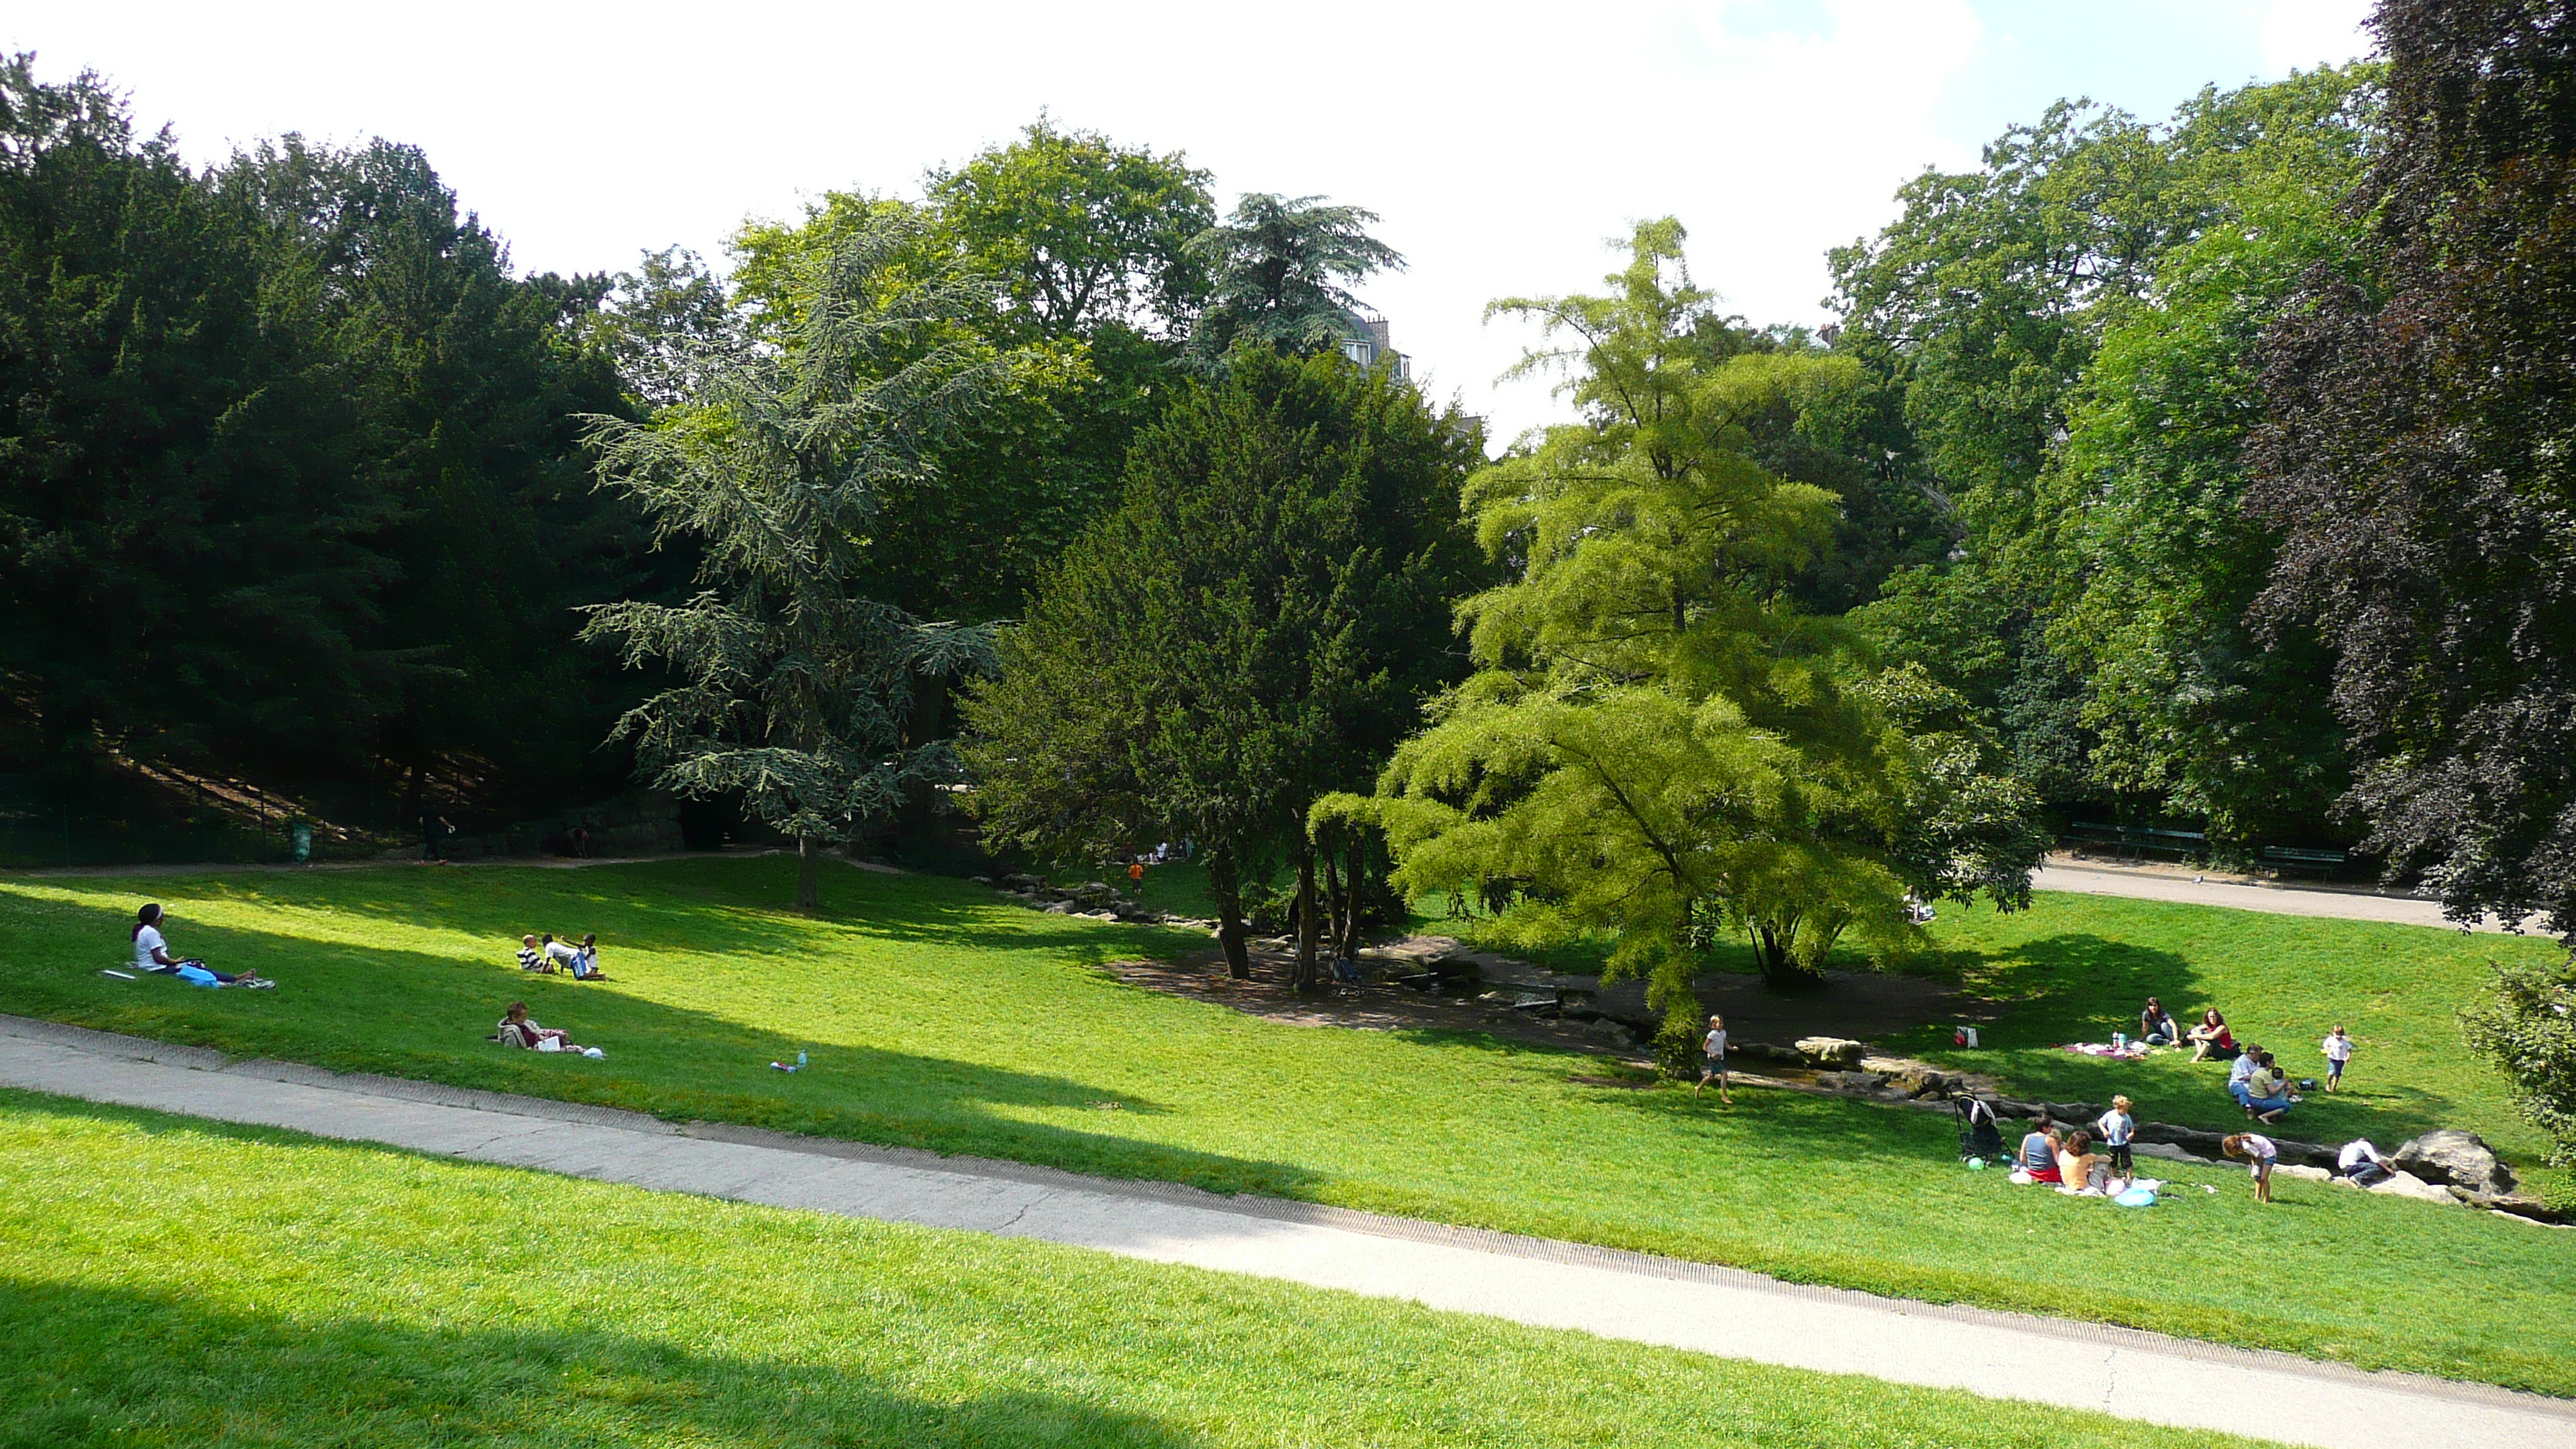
left=1375, top=220, right=2043, bottom=1044
left=581, top=213, right=1014, bottom=910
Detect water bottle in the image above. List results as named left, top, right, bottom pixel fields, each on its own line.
left=796, top=1050, right=807, bottom=1069
left=2112, top=1032, right=2126, bottom=1049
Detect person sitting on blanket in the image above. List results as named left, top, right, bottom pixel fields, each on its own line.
left=2055, top=1128, right=2101, bottom=1193
left=2138, top=997, right=2180, bottom=1046
left=2187, top=1008, right=2237, bottom=1061
left=2017, top=1119, right=2064, bottom=1184
left=493, top=1001, right=594, bottom=1053
left=132, top=903, right=270, bottom=988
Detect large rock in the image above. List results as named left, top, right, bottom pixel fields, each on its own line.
left=2393, top=1130, right=2516, bottom=1197
left=2369, top=1171, right=2460, bottom=1204
left=1794, top=1036, right=1867, bottom=1068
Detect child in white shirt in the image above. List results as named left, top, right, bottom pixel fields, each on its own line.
left=1694, top=1015, right=1731, bottom=1105
left=2321, top=1026, right=2355, bottom=1092
left=2095, top=1094, right=2136, bottom=1187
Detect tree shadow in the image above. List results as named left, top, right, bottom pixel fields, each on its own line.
left=0, top=882, right=1334, bottom=1201
left=0, top=1277, right=1207, bottom=1448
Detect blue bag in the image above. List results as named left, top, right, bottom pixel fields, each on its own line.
left=174, top=965, right=220, bottom=988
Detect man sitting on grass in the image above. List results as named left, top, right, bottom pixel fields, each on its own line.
left=2227, top=1042, right=2264, bottom=1107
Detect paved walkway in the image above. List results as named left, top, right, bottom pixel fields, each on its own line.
left=2, top=1014, right=2569, bottom=1449
left=2034, top=860, right=2550, bottom=933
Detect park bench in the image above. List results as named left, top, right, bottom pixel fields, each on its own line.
left=2064, top=821, right=2208, bottom=860
left=2261, top=845, right=2348, bottom=876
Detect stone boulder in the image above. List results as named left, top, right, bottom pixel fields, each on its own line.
left=1815, top=1070, right=1886, bottom=1092
left=1794, top=1036, right=1867, bottom=1068
left=2368, top=1171, right=2458, bottom=1204
left=2393, top=1130, right=2516, bottom=1197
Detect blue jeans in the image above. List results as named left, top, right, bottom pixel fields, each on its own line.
left=2247, top=1093, right=2291, bottom=1114
left=2229, top=1082, right=2253, bottom=1107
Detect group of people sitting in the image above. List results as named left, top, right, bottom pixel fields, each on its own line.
left=2226, top=1042, right=2300, bottom=1123
left=516, top=932, right=606, bottom=980
left=2011, top=1097, right=2142, bottom=1195
left=128, top=903, right=272, bottom=988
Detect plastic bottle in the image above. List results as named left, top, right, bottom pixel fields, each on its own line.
left=796, top=1050, right=807, bottom=1069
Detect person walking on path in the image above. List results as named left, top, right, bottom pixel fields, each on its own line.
left=2224, top=1132, right=2278, bottom=1204
left=2321, top=1026, right=2355, bottom=1092
left=1694, top=1015, right=1732, bottom=1105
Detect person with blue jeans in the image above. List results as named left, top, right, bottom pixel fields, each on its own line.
left=2227, top=1044, right=2263, bottom=1108
left=2243, top=1051, right=2293, bottom=1124
left=2138, top=998, right=2180, bottom=1046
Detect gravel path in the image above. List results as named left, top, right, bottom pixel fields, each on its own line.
left=2033, top=862, right=2548, bottom=932
left=2, top=1014, right=2569, bottom=1448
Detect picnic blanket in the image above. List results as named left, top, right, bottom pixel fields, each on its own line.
left=2057, top=1040, right=2149, bottom=1059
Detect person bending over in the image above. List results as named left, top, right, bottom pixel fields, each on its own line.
left=2337, top=1139, right=2394, bottom=1187
left=2223, top=1132, right=2277, bottom=1204
left=132, top=903, right=269, bottom=988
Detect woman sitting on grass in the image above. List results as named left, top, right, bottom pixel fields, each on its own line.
left=2243, top=1051, right=2293, bottom=1124
left=2016, top=1119, right=2064, bottom=1184
left=2054, top=1129, right=2100, bottom=1194
left=2138, top=998, right=2180, bottom=1046
left=132, top=903, right=271, bottom=988
left=2224, top=1132, right=2278, bottom=1204
left=2187, top=1009, right=2235, bottom=1062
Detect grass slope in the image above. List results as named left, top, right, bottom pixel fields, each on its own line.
left=0, top=1092, right=2276, bottom=1449
left=1, top=858, right=2571, bottom=1396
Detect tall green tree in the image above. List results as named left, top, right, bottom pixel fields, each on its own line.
left=2251, top=2, right=2576, bottom=933
left=582, top=214, right=1016, bottom=910
left=964, top=347, right=1483, bottom=983
left=1375, top=221, right=2042, bottom=1026
left=1184, top=194, right=1402, bottom=361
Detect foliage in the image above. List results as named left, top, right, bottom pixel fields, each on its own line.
left=1377, top=221, right=2042, bottom=1007
left=1835, top=70, right=2379, bottom=843
left=2461, top=957, right=2576, bottom=1167
left=2, top=858, right=2572, bottom=1393
left=1184, top=194, right=1403, bottom=361
left=581, top=212, right=1017, bottom=907
left=2249, top=3, right=2576, bottom=933
left=963, top=348, right=1482, bottom=980
left=0, top=59, right=673, bottom=820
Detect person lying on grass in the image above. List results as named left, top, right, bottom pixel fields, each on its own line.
left=2224, top=1132, right=2277, bottom=1204
left=131, top=903, right=271, bottom=988
left=493, top=1002, right=602, bottom=1057
left=2187, top=1008, right=2236, bottom=1061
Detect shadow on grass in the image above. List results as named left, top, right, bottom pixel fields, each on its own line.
left=0, top=1278, right=1205, bottom=1449
left=0, top=880, right=1327, bottom=1199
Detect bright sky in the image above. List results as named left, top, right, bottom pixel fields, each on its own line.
left=10, top=1, right=2374, bottom=441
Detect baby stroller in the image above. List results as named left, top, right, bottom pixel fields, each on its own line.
left=1954, top=1094, right=2004, bottom=1161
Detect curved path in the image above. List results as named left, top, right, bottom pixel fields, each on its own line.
left=2034, top=859, right=2549, bottom=933
left=2, top=1016, right=2569, bottom=1449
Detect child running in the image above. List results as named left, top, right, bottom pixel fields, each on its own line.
left=2321, top=1025, right=2355, bottom=1092
left=1694, top=1014, right=1732, bottom=1105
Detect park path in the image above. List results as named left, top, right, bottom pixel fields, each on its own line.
left=2032, top=858, right=2548, bottom=932
left=3, top=1015, right=2570, bottom=1449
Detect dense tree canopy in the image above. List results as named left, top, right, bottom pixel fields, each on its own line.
left=2251, top=2, right=2576, bottom=933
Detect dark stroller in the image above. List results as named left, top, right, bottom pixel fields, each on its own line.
left=1954, top=1094, right=2005, bottom=1161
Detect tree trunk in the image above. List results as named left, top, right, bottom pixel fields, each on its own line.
left=1750, top=919, right=1824, bottom=991
left=796, top=834, right=821, bottom=913
left=1321, top=852, right=1347, bottom=966
left=1208, top=847, right=1252, bottom=980
left=1339, top=837, right=1367, bottom=959
left=1291, top=845, right=1324, bottom=993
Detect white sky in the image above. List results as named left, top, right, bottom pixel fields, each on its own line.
left=12, top=1, right=2374, bottom=441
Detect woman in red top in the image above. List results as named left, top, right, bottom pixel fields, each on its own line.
left=2187, top=1008, right=2236, bottom=1062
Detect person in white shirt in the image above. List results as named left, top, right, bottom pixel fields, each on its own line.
left=1694, top=1014, right=1732, bottom=1105
left=2336, top=1139, right=2394, bottom=1187
left=2224, top=1132, right=2279, bottom=1203
left=2321, top=1026, right=2356, bottom=1092
left=131, top=903, right=267, bottom=987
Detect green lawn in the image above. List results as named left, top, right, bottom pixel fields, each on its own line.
left=0, top=1092, right=2272, bottom=1449
left=2, top=858, right=2571, bottom=1397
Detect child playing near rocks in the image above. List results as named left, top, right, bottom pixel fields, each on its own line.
left=2321, top=1025, right=2355, bottom=1092
left=1694, top=1014, right=1732, bottom=1105
left=2224, top=1132, right=2278, bottom=1204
